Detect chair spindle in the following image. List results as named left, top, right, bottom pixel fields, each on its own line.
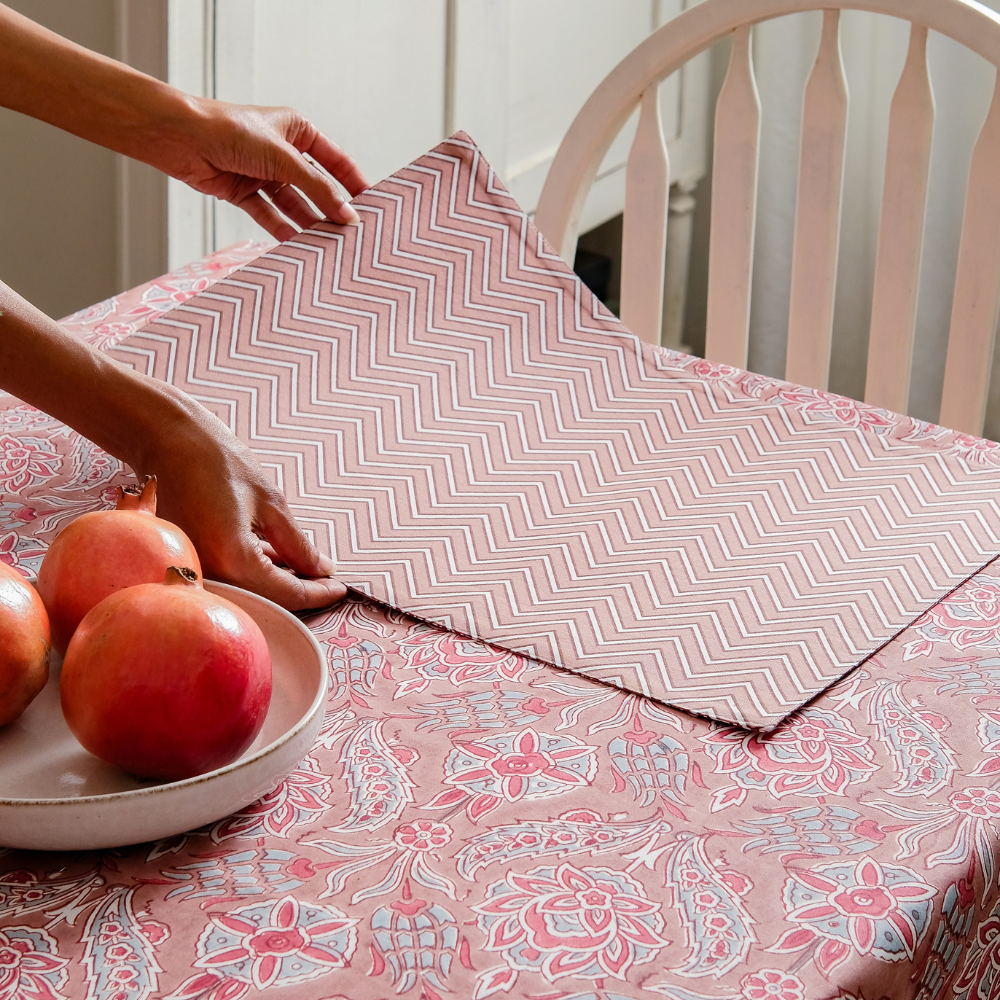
left=939, top=70, right=1000, bottom=436
left=621, top=83, right=670, bottom=345
left=705, top=24, right=760, bottom=370
left=785, top=9, right=849, bottom=391
left=865, top=23, right=934, bottom=414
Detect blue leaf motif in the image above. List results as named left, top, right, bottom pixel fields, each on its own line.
left=81, top=886, right=162, bottom=1000
left=455, top=811, right=671, bottom=880
left=869, top=681, right=955, bottom=797
left=333, top=719, right=417, bottom=833
left=665, top=834, right=756, bottom=979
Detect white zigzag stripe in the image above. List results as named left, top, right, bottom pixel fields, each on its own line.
left=109, top=134, right=1000, bottom=731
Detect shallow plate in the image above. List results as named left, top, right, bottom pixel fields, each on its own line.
left=0, top=581, right=327, bottom=851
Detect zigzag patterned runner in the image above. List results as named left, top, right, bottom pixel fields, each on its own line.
left=108, top=134, right=1000, bottom=730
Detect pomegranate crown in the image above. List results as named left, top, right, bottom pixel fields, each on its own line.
left=116, top=475, right=157, bottom=515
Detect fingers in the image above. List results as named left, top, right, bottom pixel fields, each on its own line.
left=296, top=131, right=370, bottom=198
left=269, top=136, right=360, bottom=225
left=263, top=182, right=323, bottom=231
left=235, top=536, right=347, bottom=612
left=232, top=188, right=297, bottom=242
left=257, top=499, right=336, bottom=579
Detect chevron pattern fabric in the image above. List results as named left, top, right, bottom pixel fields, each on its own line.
left=108, top=134, right=1000, bottom=730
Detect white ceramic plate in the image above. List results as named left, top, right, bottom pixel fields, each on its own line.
left=0, top=581, right=327, bottom=852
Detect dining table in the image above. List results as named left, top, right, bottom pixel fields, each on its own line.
left=5, top=160, right=1000, bottom=1000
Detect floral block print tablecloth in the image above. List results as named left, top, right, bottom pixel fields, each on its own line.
left=5, top=248, right=1000, bottom=1000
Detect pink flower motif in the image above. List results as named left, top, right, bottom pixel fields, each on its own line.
left=949, top=433, right=1000, bottom=464
left=62, top=297, right=116, bottom=326
left=395, top=625, right=532, bottom=694
left=0, top=926, right=69, bottom=1000
left=103, top=944, right=136, bottom=962
left=923, top=582, right=1000, bottom=650
left=954, top=910, right=1000, bottom=995
left=474, top=863, right=667, bottom=982
left=951, top=787, right=1000, bottom=818
left=702, top=708, right=877, bottom=805
left=0, top=530, right=44, bottom=573
left=89, top=322, right=138, bottom=350
left=211, top=756, right=333, bottom=840
left=691, top=360, right=740, bottom=380
left=0, top=434, right=60, bottom=492
left=438, top=727, right=598, bottom=821
left=776, top=387, right=894, bottom=433
left=784, top=857, right=935, bottom=960
left=393, top=820, right=452, bottom=852
left=740, top=969, right=805, bottom=1000
left=195, top=895, right=357, bottom=992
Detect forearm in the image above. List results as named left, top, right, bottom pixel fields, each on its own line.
left=0, top=3, right=198, bottom=167
left=0, top=281, right=199, bottom=473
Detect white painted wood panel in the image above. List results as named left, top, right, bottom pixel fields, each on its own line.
left=864, top=23, right=933, bottom=414
left=620, top=84, right=670, bottom=343
left=940, top=72, right=1000, bottom=435
left=201, top=0, right=710, bottom=254
left=211, top=0, right=447, bottom=249
left=784, top=9, right=848, bottom=391
left=704, top=25, right=760, bottom=369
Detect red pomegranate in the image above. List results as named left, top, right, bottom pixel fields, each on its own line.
left=0, top=562, right=50, bottom=726
left=37, top=477, right=201, bottom=653
left=61, top=566, right=272, bottom=781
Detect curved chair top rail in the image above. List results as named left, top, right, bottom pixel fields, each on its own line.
left=535, top=0, right=1000, bottom=436
left=534, top=0, right=1000, bottom=265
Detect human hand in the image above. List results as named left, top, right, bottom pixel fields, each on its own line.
left=0, top=6, right=369, bottom=241
left=153, top=98, right=370, bottom=242
left=129, top=387, right=348, bottom=612
left=0, top=281, right=346, bottom=612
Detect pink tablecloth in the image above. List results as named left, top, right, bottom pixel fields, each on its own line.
left=3, top=248, right=1000, bottom=1000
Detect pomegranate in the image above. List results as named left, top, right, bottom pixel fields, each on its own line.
left=61, top=567, right=272, bottom=781
left=37, top=477, right=201, bottom=653
left=0, top=562, right=50, bottom=727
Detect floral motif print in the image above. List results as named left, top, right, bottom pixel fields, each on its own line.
left=0, top=925, right=69, bottom=1000
left=11, top=247, right=1000, bottom=1000
left=778, top=857, right=936, bottom=974
left=0, top=434, right=60, bottom=493
left=455, top=810, right=671, bottom=880
left=907, top=579, right=1000, bottom=652
left=666, top=834, right=756, bottom=978
left=868, top=680, right=954, bottom=797
left=772, top=387, right=895, bottom=434
left=81, top=886, right=163, bottom=1000
left=194, top=895, right=356, bottom=991
left=473, top=863, right=667, bottom=984
left=702, top=709, right=878, bottom=810
left=740, top=968, right=805, bottom=1000
left=690, top=360, right=740, bottom=380
left=432, top=727, right=598, bottom=821
left=394, top=624, right=535, bottom=697
left=948, top=433, right=1000, bottom=465
left=953, top=894, right=1000, bottom=1000
left=210, top=755, right=334, bottom=841
left=332, top=718, right=418, bottom=833
left=393, top=820, right=452, bottom=852
left=370, top=883, right=466, bottom=996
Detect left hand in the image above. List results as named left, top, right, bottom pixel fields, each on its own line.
left=154, top=98, right=371, bottom=241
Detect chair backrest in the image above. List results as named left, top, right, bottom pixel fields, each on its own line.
left=533, top=0, right=1000, bottom=436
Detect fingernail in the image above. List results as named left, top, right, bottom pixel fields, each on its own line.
left=319, top=554, right=336, bottom=575
left=338, top=203, right=360, bottom=225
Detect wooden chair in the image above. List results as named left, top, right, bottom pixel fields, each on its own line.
left=534, top=0, right=1000, bottom=436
